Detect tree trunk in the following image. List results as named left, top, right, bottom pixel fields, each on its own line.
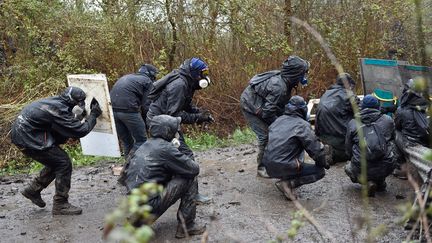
left=165, top=0, right=178, bottom=70
left=283, top=0, right=292, bottom=46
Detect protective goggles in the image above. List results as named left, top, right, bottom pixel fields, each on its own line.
left=201, top=68, right=209, bottom=77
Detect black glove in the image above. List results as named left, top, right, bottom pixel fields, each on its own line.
left=196, top=112, right=214, bottom=124
left=90, top=98, right=102, bottom=118
left=316, top=144, right=331, bottom=169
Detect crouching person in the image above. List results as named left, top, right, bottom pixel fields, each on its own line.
left=345, top=95, right=395, bottom=197
left=124, top=115, right=205, bottom=238
left=262, top=96, right=332, bottom=200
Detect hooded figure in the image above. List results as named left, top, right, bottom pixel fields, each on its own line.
left=146, top=57, right=213, bottom=204
left=262, top=96, right=331, bottom=200
left=240, top=56, right=310, bottom=178
left=124, top=115, right=205, bottom=238
left=110, top=64, right=159, bottom=157
left=345, top=95, right=395, bottom=197
left=395, top=79, right=430, bottom=147
left=315, top=72, right=357, bottom=163
left=10, top=86, right=102, bottom=215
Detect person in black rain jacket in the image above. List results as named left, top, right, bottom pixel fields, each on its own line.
left=11, top=86, right=102, bottom=215
left=240, top=56, right=310, bottom=178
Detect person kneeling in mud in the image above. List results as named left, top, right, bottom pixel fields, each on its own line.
left=345, top=95, right=396, bottom=197
left=123, top=115, right=205, bottom=238
left=262, top=96, right=332, bottom=200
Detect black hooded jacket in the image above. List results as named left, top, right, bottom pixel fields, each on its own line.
left=315, top=83, right=355, bottom=146
left=11, top=94, right=97, bottom=150
left=240, top=56, right=309, bottom=125
left=124, top=115, right=199, bottom=192
left=110, top=69, right=154, bottom=114
left=395, top=90, right=430, bottom=147
left=262, top=103, right=326, bottom=178
left=345, top=108, right=395, bottom=179
left=146, top=59, right=202, bottom=124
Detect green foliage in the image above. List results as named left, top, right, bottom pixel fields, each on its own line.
left=0, top=144, right=123, bottom=176
left=286, top=210, right=305, bottom=239
left=104, top=183, right=163, bottom=243
left=185, top=127, right=255, bottom=151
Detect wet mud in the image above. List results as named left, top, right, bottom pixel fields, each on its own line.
left=0, top=144, right=413, bottom=242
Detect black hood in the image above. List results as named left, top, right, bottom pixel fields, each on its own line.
left=137, top=64, right=159, bottom=81
left=359, top=108, right=382, bottom=124
left=179, top=58, right=200, bottom=90
left=60, top=86, right=86, bottom=106
left=284, top=95, right=308, bottom=120
left=335, top=72, right=355, bottom=88
left=400, top=89, right=428, bottom=111
left=280, top=56, right=309, bottom=87
left=149, top=115, right=181, bottom=141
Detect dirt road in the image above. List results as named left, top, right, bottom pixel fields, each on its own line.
left=0, top=144, right=413, bottom=242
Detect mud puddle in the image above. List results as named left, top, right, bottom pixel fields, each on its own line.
left=0, top=144, right=413, bottom=242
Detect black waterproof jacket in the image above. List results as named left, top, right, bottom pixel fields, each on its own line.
left=395, top=90, right=429, bottom=147
left=110, top=71, right=154, bottom=114
left=124, top=115, right=199, bottom=192
left=315, top=84, right=355, bottom=146
left=146, top=59, right=202, bottom=124
left=11, top=96, right=97, bottom=150
left=345, top=108, right=395, bottom=179
left=240, top=57, right=309, bottom=125
left=262, top=104, right=326, bottom=178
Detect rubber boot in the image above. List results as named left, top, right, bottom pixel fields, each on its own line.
left=344, top=163, right=358, bottom=183
left=274, top=180, right=297, bottom=201
left=367, top=181, right=377, bottom=197
left=175, top=223, right=206, bottom=238
left=194, top=193, right=212, bottom=205
left=257, top=145, right=270, bottom=178
left=392, top=166, right=408, bottom=180
left=21, top=186, right=46, bottom=208
left=52, top=201, right=82, bottom=215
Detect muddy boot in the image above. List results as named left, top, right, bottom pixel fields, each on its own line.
left=21, top=187, right=46, bottom=208
left=52, top=202, right=82, bottom=215
left=194, top=193, right=212, bottom=205
left=275, top=180, right=297, bottom=200
left=344, top=163, right=358, bottom=183
left=256, top=145, right=270, bottom=178
left=393, top=168, right=408, bottom=180
left=175, top=223, right=206, bottom=238
left=367, top=181, right=377, bottom=197
left=257, top=166, right=270, bottom=178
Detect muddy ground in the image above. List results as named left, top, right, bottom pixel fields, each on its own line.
left=0, top=144, right=415, bottom=243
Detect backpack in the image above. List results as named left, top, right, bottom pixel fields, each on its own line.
left=359, top=122, right=387, bottom=161
left=147, top=70, right=179, bottom=101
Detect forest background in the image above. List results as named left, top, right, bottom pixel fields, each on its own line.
left=0, top=0, right=431, bottom=167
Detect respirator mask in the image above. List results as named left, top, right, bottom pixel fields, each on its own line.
left=300, top=74, right=308, bottom=87
left=198, top=68, right=211, bottom=89
left=171, top=132, right=181, bottom=148
left=72, top=100, right=87, bottom=120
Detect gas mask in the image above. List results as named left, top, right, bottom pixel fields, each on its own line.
left=171, top=132, right=181, bottom=148
left=198, top=68, right=211, bottom=89
left=199, top=77, right=211, bottom=89
left=72, top=100, right=86, bottom=120
left=300, top=74, right=308, bottom=87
